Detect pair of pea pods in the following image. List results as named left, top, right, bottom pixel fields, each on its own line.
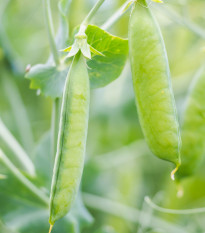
left=49, top=0, right=205, bottom=228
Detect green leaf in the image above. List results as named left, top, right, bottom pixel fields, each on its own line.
left=26, top=25, right=128, bottom=98
left=25, top=64, right=68, bottom=98
left=86, top=25, right=128, bottom=88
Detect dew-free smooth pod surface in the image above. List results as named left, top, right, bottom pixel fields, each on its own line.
left=128, top=0, right=181, bottom=166
left=177, top=67, right=205, bottom=179
left=49, top=52, right=90, bottom=225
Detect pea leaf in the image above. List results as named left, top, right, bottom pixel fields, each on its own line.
left=25, top=64, right=68, bottom=98
left=26, top=25, right=128, bottom=98
left=86, top=25, right=128, bottom=88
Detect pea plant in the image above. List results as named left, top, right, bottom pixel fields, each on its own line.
left=1, top=0, right=205, bottom=232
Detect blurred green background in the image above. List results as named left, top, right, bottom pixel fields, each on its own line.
left=1, top=0, right=205, bottom=232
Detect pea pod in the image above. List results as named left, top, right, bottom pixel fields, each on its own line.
left=128, top=0, right=181, bottom=172
left=49, top=52, right=90, bottom=227
left=177, top=67, right=205, bottom=179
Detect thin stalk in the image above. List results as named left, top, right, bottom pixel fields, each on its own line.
left=82, top=193, right=187, bottom=233
left=0, top=149, right=49, bottom=205
left=0, top=118, right=36, bottom=176
left=81, top=0, right=105, bottom=28
left=44, top=0, right=60, bottom=66
left=51, top=98, right=60, bottom=161
left=101, top=0, right=132, bottom=30
left=138, top=192, right=164, bottom=233
left=145, top=196, right=205, bottom=215
left=2, top=74, right=34, bottom=153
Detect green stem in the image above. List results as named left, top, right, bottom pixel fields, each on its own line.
left=44, top=0, right=60, bottom=66
left=0, top=118, right=36, bottom=177
left=81, top=0, right=105, bottom=28
left=51, top=98, right=60, bottom=161
left=82, top=193, right=187, bottom=233
left=0, top=149, right=49, bottom=206
left=138, top=193, right=163, bottom=233
left=145, top=196, right=205, bottom=215
left=101, top=0, right=132, bottom=30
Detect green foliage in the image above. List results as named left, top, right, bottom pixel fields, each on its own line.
left=1, top=0, right=205, bottom=232
left=26, top=64, right=68, bottom=98
left=86, top=25, right=128, bottom=88
left=26, top=25, right=128, bottom=98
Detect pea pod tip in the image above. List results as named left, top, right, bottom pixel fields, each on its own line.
left=171, top=164, right=180, bottom=181
left=49, top=224, right=53, bottom=233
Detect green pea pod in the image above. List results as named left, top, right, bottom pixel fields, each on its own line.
left=128, top=0, right=181, bottom=176
left=177, top=67, right=205, bottom=179
left=49, top=52, right=90, bottom=227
